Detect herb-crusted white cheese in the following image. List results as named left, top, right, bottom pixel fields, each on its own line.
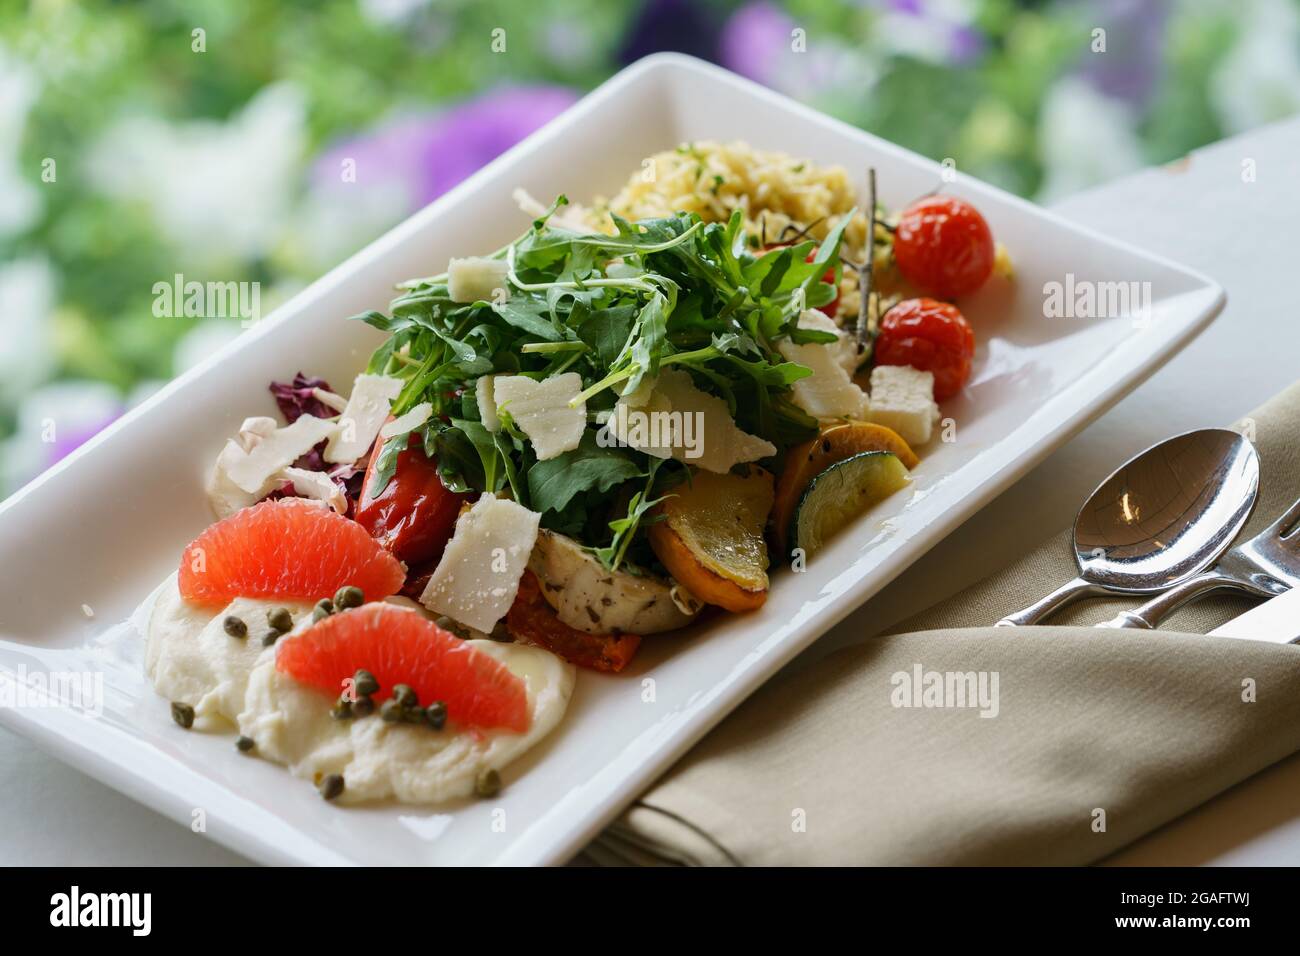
left=528, top=529, right=700, bottom=635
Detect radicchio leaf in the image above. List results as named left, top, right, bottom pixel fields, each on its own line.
left=270, top=372, right=336, bottom=423
left=328, top=458, right=368, bottom=502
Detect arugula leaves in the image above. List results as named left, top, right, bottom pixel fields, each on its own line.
left=592, top=458, right=667, bottom=572
left=352, top=198, right=853, bottom=568
left=527, top=431, right=645, bottom=516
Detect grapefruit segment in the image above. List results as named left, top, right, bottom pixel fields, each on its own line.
left=179, top=498, right=405, bottom=607
left=276, top=604, right=530, bottom=733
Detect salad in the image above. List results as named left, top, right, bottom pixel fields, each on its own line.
left=143, top=142, right=1009, bottom=804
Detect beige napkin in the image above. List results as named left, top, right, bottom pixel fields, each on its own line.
left=584, top=382, right=1300, bottom=866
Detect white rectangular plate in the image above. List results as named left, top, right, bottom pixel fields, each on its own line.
left=0, top=54, right=1224, bottom=866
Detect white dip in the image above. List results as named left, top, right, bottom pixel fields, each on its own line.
left=145, top=575, right=574, bottom=803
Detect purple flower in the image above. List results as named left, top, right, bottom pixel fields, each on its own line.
left=51, top=411, right=121, bottom=464
left=947, top=24, right=986, bottom=65
left=721, top=2, right=797, bottom=85
left=618, top=0, right=723, bottom=65
left=871, top=0, right=987, bottom=66
left=1079, top=0, right=1168, bottom=108
left=312, top=86, right=579, bottom=211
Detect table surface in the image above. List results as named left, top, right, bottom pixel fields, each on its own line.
left=5, top=118, right=1298, bottom=867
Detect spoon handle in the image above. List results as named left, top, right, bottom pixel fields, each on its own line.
left=1098, top=572, right=1264, bottom=629
left=996, top=577, right=1110, bottom=626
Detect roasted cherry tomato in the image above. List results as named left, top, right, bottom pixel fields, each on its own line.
left=355, top=431, right=470, bottom=567
left=875, top=298, right=975, bottom=401
left=893, top=195, right=995, bottom=299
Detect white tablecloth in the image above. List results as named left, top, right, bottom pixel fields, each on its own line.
left=5, top=118, right=1298, bottom=867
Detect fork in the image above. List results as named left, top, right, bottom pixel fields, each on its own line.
left=1099, top=497, right=1300, bottom=629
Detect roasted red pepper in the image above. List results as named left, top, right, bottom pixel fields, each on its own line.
left=354, top=432, right=470, bottom=567
left=506, top=572, right=641, bottom=673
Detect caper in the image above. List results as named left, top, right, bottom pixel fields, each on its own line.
left=333, top=585, right=364, bottom=610
left=312, top=599, right=333, bottom=623
left=261, top=630, right=280, bottom=647
left=235, top=735, right=255, bottom=753
left=393, top=684, right=418, bottom=709
left=403, top=706, right=426, bottom=724
left=267, top=606, right=293, bottom=633
left=475, top=768, right=501, bottom=799
left=353, top=669, right=379, bottom=698
left=223, top=615, right=247, bottom=638
left=425, top=701, right=447, bottom=731
left=319, top=773, right=345, bottom=801
left=170, top=701, right=195, bottom=729
left=330, top=698, right=354, bottom=720
left=353, top=696, right=375, bottom=718
left=380, top=699, right=403, bottom=722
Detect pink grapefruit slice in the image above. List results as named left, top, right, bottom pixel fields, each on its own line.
left=276, top=604, right=530, bottom=733
left=179, top=498, right=406, bottom=607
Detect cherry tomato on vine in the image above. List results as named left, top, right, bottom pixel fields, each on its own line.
left=875, top=298, right=975, bottom=402
left=893, top=195, right=995, bottom=299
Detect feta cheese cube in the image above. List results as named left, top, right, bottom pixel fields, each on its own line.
left=867, top=365, right=940, bottom=447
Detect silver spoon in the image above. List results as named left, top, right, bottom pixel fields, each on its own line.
left=996, top=428, right=1259, bottom=626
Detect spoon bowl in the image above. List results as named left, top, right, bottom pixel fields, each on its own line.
left=997, top=428, right=1259, bottom=626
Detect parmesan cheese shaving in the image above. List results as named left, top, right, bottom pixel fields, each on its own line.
left=491, top=373, right=586, bottom=460
left=324, top=374, right=403, bottom=465
left=380, top=402, right=432, bottom=440
left=419, top=494, right=542, bottom=633
left=606, top=368, right=775, bottom=473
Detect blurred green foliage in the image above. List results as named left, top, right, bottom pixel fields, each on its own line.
left=1, top=0, right=1290, bottom=490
